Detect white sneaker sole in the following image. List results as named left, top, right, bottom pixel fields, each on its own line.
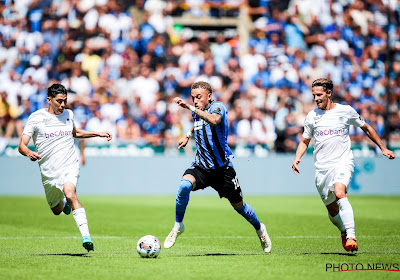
left=259, top=223, right=272, bottom=253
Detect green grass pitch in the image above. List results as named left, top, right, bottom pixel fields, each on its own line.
left=0, top=195, right=399, bottom=280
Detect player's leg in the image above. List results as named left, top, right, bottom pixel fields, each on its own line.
left=64, top=182, right=93, bottom=251
left=50, top=198, right=71, bottom=215
left=232, top=200, right=272, bottom=253
left=51, top=200, right=64, bottom=215
left=334, top=182, right=357, bottom=252
left=316, top=169, right=355, bottom=251
left=164, top=174, right=197, bottom=248
left=325, top=201, right=346, bottom=248
left=43, top=180, right=65, bottom=215
left=221, top=166, right=271, bottom=253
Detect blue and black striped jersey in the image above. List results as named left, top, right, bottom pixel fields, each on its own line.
left=192, top=101, right=233, bottom=169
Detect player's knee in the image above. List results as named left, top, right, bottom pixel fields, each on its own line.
left=64, top=190, right=77, bottom=202
left=177, top=179, right=193, bottom=196
left=335, top=190, right=346, bottom=199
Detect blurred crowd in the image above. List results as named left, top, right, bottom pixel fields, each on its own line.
left=0, top=0, right=400, bottom=155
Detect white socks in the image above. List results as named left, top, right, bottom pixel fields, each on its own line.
left=328, top=212, right=345, bottom=233
left=72, top=208, right=90, bottom=237
left=174, top=222, right=183, bottom=231
left=337, top=197, right=356, bottom=239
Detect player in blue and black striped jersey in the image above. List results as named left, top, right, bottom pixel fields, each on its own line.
left=164, top=81, right=272, bottom=253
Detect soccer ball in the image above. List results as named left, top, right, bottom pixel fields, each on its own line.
left=136, top=235, right=161, bottom=258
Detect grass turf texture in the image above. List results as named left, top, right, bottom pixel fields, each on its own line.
left=0, top=196, right=399, bottom=280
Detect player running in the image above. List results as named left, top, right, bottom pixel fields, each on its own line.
left=164, top=81, right=272, bottom=253
left=292, top=78, right=395, bottom=252
left=18, top=84, right=112, bottom=252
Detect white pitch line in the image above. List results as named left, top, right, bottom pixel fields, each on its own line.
left=0, top=235, right=399, bottom=240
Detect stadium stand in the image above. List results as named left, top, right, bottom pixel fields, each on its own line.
left=0, top=0, right=399, bottom=156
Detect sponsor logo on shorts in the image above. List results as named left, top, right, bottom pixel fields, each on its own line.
left=45, top=130, right=72, bottom=139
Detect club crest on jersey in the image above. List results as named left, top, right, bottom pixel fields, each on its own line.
left=339, top=116, right=345, bottom=122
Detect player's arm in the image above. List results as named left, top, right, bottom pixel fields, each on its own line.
left=292, top=138, right=311, bottom=174
left=73, top=128, right=112, bottom=141
left=173, top=97, right=222, bottom=126
left=360, top=123, right=395, bottom=159
left=192, top=110, right=222, bottom=126
left=80, top=139, right=86, bottom=165
left=178, top=126, right=194, bottom=149
left=18, top=134, right=41, bottom=161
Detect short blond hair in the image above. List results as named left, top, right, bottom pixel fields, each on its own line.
left=191, top=81, right=213, bottom=94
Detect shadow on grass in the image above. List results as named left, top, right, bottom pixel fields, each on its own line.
left=32, top=253, right=90, bottom=257
left=187, top=253, right=261, bottom=257
left=301, top=252, right=357, bottom=256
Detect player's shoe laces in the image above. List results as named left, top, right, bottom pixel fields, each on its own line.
left=63, top=202, right=71, bottom=215
left=341, top=232, right=347, bottom=249
left=258, top=223, right=272, bottom=253
left=82, top=236, right=94, bottom=252
left=164, top=224, right=185, bottom=249
left=344, top=238, right=358, bottom=252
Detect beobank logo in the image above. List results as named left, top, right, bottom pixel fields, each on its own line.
left=314, top=128, right=347, bottom=137
left=45, top=130, right=72, bottom=139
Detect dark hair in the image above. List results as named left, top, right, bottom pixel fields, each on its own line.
left=312, top=78, right=333, bottom=93
left=191, top=81, right=213, bottom=94
left=47, top=83, right=67, bottom=98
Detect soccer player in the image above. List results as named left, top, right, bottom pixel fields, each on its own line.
left=18, top=84, right=112, bottom=252
left=292, top=78, right=395, bottom=252
left=164, top=81, right=272, bottom=253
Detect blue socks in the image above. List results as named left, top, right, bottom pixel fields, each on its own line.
left=175, top=179, right=193, bottom=223
left=235, top=202, right=261, bottom=230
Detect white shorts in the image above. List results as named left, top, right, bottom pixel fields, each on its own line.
left=41, top=165, right=80, bottom=208
left=315, top=165, right=353, bottom=206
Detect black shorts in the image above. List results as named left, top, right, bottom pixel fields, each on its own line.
left=183, top=164, right=243, bottom=204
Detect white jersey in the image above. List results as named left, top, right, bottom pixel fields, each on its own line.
left=303, top=103, right=365, bottom=171
left=23, top=108, right=80, bottom=180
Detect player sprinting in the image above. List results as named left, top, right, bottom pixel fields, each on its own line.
left=164, top=81, right=272, bottom=253
left=18, top=84, right=112, bottom=252
left=292, top=78, right=395, bottom=252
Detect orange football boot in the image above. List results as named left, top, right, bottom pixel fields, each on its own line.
left=344, top=238, right=358, bottom=252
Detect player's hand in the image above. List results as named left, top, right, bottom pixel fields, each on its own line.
left=178, top=136, right=189, bottom=149
left=174, top=97, right=189, bottom=110
left=292, top=159, right=301, bottom=175
left=28, top=151, right=41, bottom=161
left=382, top=148, right=395, bottom=160
left=99, top=132, right=112, bottom=141
left=81, top=155, right=86, bottom=165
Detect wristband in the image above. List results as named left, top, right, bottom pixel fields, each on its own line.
left=189, top=105, right=196, bottom=112
left=186, top=130, right=193, bottom=138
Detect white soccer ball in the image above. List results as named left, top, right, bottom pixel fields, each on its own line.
left=136, top=235, right=161, bottom=258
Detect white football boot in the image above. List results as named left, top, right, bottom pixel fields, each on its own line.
left=164, top=223, right=185, bottom=249
left=258, top=223, right=272, bottom=253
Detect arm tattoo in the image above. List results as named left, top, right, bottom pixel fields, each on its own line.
left=194, top=108, right=222, bottom=126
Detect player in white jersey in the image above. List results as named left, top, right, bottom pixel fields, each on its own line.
left=18, top=84, right=112, bottom=252
left=292, top=78, right=395, bottom=252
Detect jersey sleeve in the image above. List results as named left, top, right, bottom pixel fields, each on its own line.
left=22, top=113, right=37, bottom=137
left=210, top=102, right=226, bottom=116
left=69, top=110, right=76, bottom=129
left=348, top=106, right=366, bottom=128
left=302, top=112, right=314, bottom=139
